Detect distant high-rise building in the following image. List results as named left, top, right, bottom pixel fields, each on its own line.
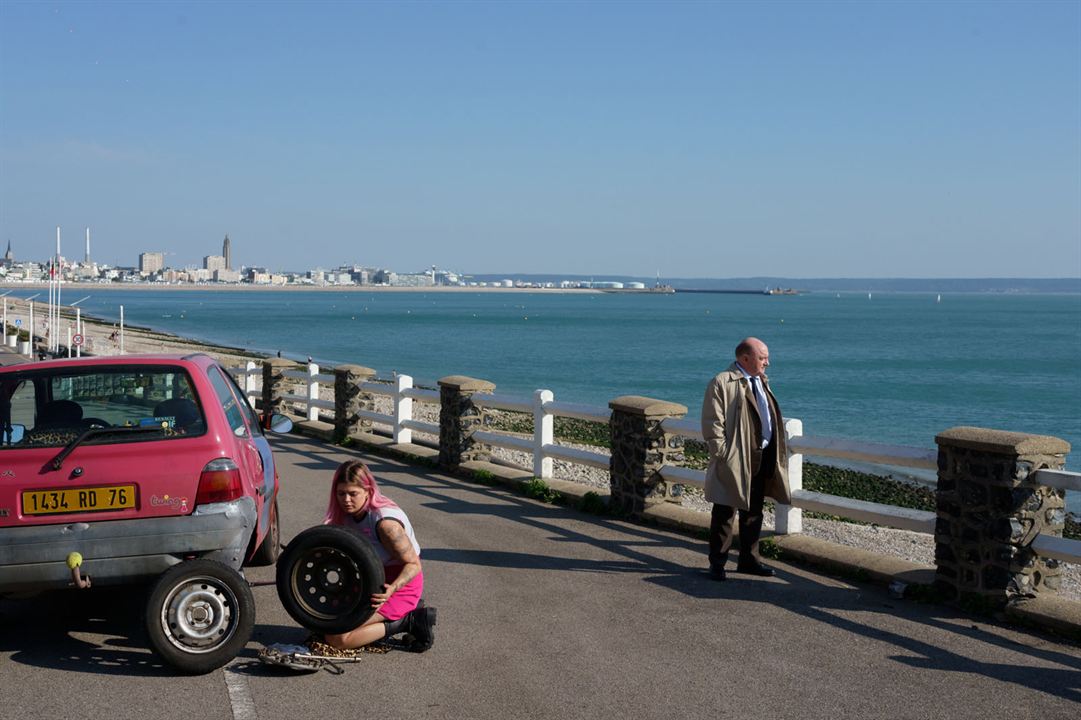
left=223, top=235, right=232, bottom=270
left=204, top=255, right=226, bottom=272
left=139, top=252, right=165, bottom=274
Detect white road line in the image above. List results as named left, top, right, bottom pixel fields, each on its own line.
left=224, top=661, right=258, bottom=720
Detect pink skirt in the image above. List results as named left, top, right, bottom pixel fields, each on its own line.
left=379, top=565, right=423, bottom=621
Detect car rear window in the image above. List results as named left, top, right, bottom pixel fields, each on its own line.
left=0, top=365, right=206, bottom=449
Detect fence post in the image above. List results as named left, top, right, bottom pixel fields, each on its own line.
left=533, top=389, right=553, bottom=479
left=934, top=426, right=1070, bottom=608
left=333, top=365, right=377, bottom=444
left=393, top=374, right=413, bottom=444
left=776, top=418, right=804, bottom=534
left=306, top=362, right=320, bottom=422
left=608, top=395, right=688, bottom=516
left=262, top=358, right=295, bottom=418
left=243, top=361, right=259, bottom=407
left=437, top=375, right=495, bottom=471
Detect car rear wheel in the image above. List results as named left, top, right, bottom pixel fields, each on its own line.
left=248, top=499, right=281, bottom=567
left=275, top=525, right=384, bottom=634
left=145, top=559, right=255, bottom=674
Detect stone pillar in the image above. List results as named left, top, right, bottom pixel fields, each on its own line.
left=333, top=364, right=377, bottom=444
left=261, top=358, right=296, bottom=419
left=608, top=395, right=688, bottom=516
left=438, top=375, right=495, bottom=470
left=934, top=426, right=1070, bottom=608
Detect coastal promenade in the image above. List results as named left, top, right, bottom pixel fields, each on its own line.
left=1, top=433, right=1079, bottom=720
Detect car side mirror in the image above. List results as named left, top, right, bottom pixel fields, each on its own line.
left=267, top=414, right=293, bottom=434
left=4, top=424, right=25, bottom=444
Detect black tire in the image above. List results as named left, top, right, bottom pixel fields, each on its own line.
left=248, top=499, right=280, bottom=567
left=145, top=559, right=255, bottom=675
left=275, top=525, right=385, bottom=634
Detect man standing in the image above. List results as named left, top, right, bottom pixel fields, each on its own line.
left=701, top=337, right=791, bottom=581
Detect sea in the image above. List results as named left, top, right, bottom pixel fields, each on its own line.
left=9, top=287, right=1080, bottom=508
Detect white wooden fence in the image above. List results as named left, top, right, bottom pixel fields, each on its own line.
left=230, top=361, right=1081, bottom=566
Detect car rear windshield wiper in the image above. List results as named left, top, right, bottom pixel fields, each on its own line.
left=49, top=425, right=167, bottom=471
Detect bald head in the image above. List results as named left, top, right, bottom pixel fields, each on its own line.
left=735, top=337, right=770, bottom=377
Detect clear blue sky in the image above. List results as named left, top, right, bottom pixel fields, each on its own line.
left=1, top=0, right=1078, bottom=278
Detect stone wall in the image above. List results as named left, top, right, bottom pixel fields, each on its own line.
left=608, top=396, right=687, bottom=516
left=935, top=427, right=1070, bottom=608
left=438, top=375, right=495, bottom=469
left=333, top=364, right=376, bottom=444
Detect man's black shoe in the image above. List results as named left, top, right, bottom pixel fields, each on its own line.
left=736, top=558, right=775, bottom=577
left=708, top=565, right=727, bottom=582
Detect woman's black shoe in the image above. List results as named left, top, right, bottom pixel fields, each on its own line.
left=406, top=607, right=437, bottom=652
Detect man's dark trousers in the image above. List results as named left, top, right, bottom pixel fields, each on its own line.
left=708, top=436, right=777, bottom=568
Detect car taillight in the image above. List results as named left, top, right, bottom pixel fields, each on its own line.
left=196, top=458, right=243, bottom=505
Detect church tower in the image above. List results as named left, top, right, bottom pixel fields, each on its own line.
left=223, top=234, right=232, bottom=270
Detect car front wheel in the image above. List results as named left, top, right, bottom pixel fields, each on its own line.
left=145, top=559, right=255, bottom=674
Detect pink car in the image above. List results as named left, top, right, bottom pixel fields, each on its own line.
left=0, top=353, right=292, bottom=673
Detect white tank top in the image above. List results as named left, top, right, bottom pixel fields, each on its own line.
left=345, top=506, right=421, bottom=567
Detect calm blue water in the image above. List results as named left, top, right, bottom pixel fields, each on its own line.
left=13, top=288, right=1080, bottom=491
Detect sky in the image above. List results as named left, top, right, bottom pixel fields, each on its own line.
left=0, top=1, right=1078, bottom=278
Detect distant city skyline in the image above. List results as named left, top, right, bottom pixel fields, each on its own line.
left=1, top=1, right=1078, bottom=278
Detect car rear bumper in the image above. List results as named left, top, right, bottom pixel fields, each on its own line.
left=0, top=498, right=257, bottom=593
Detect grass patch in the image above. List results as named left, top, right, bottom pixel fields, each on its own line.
left=523, top=478, right=561, bottom=504
left=684, top=439, right=709, bottom=470
left=402, top=453, right=436, bottom=468
left=471, top=469, right=496, bottom=485
left=758, top=538, right=783, bottom=560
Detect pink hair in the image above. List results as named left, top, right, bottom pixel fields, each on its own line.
left=324, top=460, right=399, bottom=525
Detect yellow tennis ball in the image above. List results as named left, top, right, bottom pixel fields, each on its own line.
left=66, top=552, right=83, bottom=569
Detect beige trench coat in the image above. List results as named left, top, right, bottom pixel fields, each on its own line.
left=700, top=362, right=791, bottom=510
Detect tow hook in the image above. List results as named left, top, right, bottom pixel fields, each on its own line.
left=67, top=552, right=92, bottom=589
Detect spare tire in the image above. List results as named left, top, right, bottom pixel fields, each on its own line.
left=275, top=525, right=385, bottom=634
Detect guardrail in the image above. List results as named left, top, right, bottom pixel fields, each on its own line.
left=658, top=416, right=939, bottom=535
left=231, top=359, right=1080, bottom=594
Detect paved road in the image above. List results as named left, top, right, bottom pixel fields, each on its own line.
left=2, top=433, right=1079, bottom=720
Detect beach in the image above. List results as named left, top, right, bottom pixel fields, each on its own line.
left=3, top=295, right=265, bottom=368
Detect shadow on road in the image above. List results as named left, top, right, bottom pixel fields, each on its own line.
left=0, top=587, right=173, bottom=677
left=350, top=452, right=1081, bottom=704
left=0, top=586, right=334, bottom=678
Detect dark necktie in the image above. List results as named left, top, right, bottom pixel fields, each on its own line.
left=750, top=376, right=773, bottom=447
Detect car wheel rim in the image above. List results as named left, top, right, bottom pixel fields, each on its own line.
left=159, top=575, right=238, bottom=653
left=289, top=546, right=364, bottom=620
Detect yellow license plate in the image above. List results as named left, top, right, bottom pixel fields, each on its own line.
left=22, top=485, right=137, bottom=516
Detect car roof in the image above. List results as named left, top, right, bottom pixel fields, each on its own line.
left=0, top=353, right=219, bottom=373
